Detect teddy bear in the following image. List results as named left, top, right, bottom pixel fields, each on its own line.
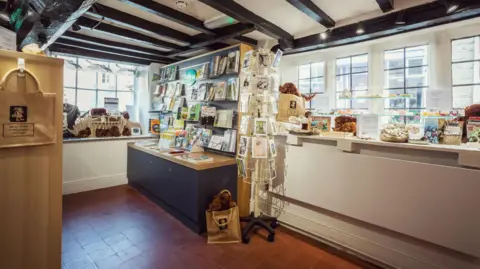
left=208, top=190, right=237, bottom=211
left=279, top=83, right=317, bottom=101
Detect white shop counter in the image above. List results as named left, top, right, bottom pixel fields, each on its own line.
left=269, top=134, right=480, bottom=269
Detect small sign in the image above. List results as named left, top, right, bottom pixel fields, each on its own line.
left=3, top=123, right=34, bottom=137
left=357, top=114, right=379, bottom=140
left=10, top=106, right=27, bottom=122
left=104, top=97, right=119, bottom=112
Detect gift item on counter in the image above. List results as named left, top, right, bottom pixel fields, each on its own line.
left=467, top=117, right=480, bottom=145
left=407, top=124, right=428, bottom=144
left=380, top=123, right=408, bottom=143
left=463, top=104, right=480, bottom=142
left=423, top=118, right=440, bottom=144
left=443, top=120, right=463, bottom=145
left=206, top=190, right=241, bottom=244
left=311, top=116, right=331, bottom=133
left=333, top=116, right=357, bottom=134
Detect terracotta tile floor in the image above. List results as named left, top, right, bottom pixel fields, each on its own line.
left=62, top=185, right=378, bottom=269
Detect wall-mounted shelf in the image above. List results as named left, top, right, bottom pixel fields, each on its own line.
left=339, top=95, right=413, bottom=100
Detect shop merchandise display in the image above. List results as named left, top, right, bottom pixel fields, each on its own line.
left=236, top=48, right=281, bottom=243
left=380, top=123, right=408, bottom=143
left=206, top=190, right=241, bottom=244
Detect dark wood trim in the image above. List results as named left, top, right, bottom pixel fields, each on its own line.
left=76, top=17, right=184, bottom=52
left=167, top=43, right=230, bottom=58
left=376, top=0, right=394, bottom=13
left=285, top=0, right=335, bottom=28
left=190, top=23, right=256, bottom=48
left=275, top=1, right=480, bottom=55
left=234, top=36, right=258, bottom=46
left=117, top=0, right=214, bottom=35
left=61, top=31, right=175, bottom=57
left=49, top=44, right=155, bottom=65
left=198, top=0, right=293, bottom=42
left=86, top=4, right=191, bottom=44
left=55, top=39, right=173, bottom=64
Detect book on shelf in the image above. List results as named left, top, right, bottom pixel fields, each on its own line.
left=211, top=56, right=221, bottom=77
left=197, top=83, right=209, bottom=101
left=214, top=109, right=234, bottom=129
left=226, top=77, right=240, bottom=101
left=227, top=51, right=240, bottom=74
left=190, top=86, right=198, bottom=100
left=188, top=104, right=201, bottom=121
left=201, top=106, right=216, bottom=125
left=206, top=84, right=216, bottom=101
left=214, top=81, right=227, bottom=100
left=175, top=83, right=184, bottom=97
left=222, top=129, right=237, bottom=153
left=197, top=63, right=209, bottom=80
left=218, top=56, right=227, bottom=76
left=159, top=69, right=165, bottom=81
left=168, top=66, right=177, bottom=81
left=208, top=135, right=224, bottom=150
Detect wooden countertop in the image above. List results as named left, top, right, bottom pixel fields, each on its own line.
left=128, top=142, right=237, bottom=171
left=64, top=135, right=157, bottom=144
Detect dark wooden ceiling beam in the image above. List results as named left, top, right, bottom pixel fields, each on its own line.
left=285, top=0, right=335, bottom=28
left=198, top=0, right=293, bottom=43
left=168, top=43, right=230, bottom=58
left=190, top=23, right=256, bottom=48
left=76, top=17, right=184, bottom=52
left=233, top=36, right=258, bottom=46
left=50, top=44, right=156, bottom=65
left=117, top=0, right=214, bottom=35
left=376, top=0, right=394, bottom=13
left=54, top=39, right=173, bottom=64
left=61, top=32, right=176, bottom=57
left=274, top=1, right=480, bottom=55
left=86, top=4, right=191, bottom=44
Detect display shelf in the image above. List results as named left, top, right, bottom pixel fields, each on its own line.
left=339, top=96, right=412, bottom=100
left=149, top=110, right=173, bottom=114
left=313, top=113, right=458, bottom=119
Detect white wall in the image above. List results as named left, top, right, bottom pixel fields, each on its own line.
left=280, top=17, right=480, bottom=112
left=62, top=139, right=150, bottom=195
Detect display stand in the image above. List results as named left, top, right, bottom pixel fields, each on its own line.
left=236, top=48, right=282, bottom=243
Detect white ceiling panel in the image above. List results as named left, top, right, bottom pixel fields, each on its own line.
left=312, top=0, right=380, bottom=21
left=234, top=0, right=324, bottom=37
left=97, top=0, right=201, bottom=36
left=243, top=31, right=272, bottom=41
left=74, top=28, right=171, bottom=52
left=153, top=0, right=223, bottom=21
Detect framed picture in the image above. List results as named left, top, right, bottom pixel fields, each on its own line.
left=238, top=136, right=249, bottom=157
left=252, top=137, right=268, bottom=158
left=269, top=160, right=277, bottom=179
left=254, top=118, right=268, bottom=135
left=269, top=139, right=277, bottom=157
left=237, top=159, right=247, bottom=177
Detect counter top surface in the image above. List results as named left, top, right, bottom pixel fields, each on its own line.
left=289, top=134, right=480, bottom=154
left=128, top=143, right=237, bottom=171
left=64, top=135, right=157, bottom=143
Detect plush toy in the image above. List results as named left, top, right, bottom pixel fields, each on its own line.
left=208, top=190, right=237, bottom=211
left=279, top=82, right=317, bottom=102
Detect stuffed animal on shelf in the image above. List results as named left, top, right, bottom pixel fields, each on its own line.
left=208, top=190, right=237, bottom=211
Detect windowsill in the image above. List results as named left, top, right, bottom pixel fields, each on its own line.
left=63, top=134, right=157, bottom=144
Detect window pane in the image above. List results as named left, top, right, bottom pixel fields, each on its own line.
left=385, top=49, right=404, bottom=69
left=77, top=90, right=96, bottom=112
left=452, top=37, right=480, bottom=62
left=118, top=91, right=134, bottom=111
left=299, top=64, right=310, bottom=79
left=406, top=67, right=428, bottom=87
left=406, top=46, right=428, bottom=67
left=352, top=91, right=369, bottom=109
left=77, top=59, right=97, bottom=89
left=385, top=69, right=404, bottom=89
left=311, top=94, right=328, bottom=110
left=97, top=91, right=116, bottom=108
left=406, top=88, right=426, bottom=109
left=64, top=88, right=76, bottom=105
left=384, top=89, right=406, bottom=109
left=298, top=79, right=310, bottom=94
left=352, top=73, right=368, bottom=91
left=97, top=72, right=116, bottom=91
left=452, top=61, right=480, bottom=85
left=64, top=68, right=76, bottom=88
left=311, top=77, right=324, bottom=93
left=336, top=75, right=350, bottom=91
left=351, top=55, right=368, bottom=73
left=117, top=73, right=135, bottom=91
left=336, top=93, right=350, bottom=109
left=336, top=58, right=350, bottom=75
left=311, top=62, right=324, bottom=78
left=452, top=85, right=480, bottom=108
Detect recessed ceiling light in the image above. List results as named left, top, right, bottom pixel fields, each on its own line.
left=320, top=29, right=331, bottom=40
left=356, top=23, right=365, bottom=35
left=395, top=11, right=406, bottom=25
left=447, top=3, right=459, bottom=13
